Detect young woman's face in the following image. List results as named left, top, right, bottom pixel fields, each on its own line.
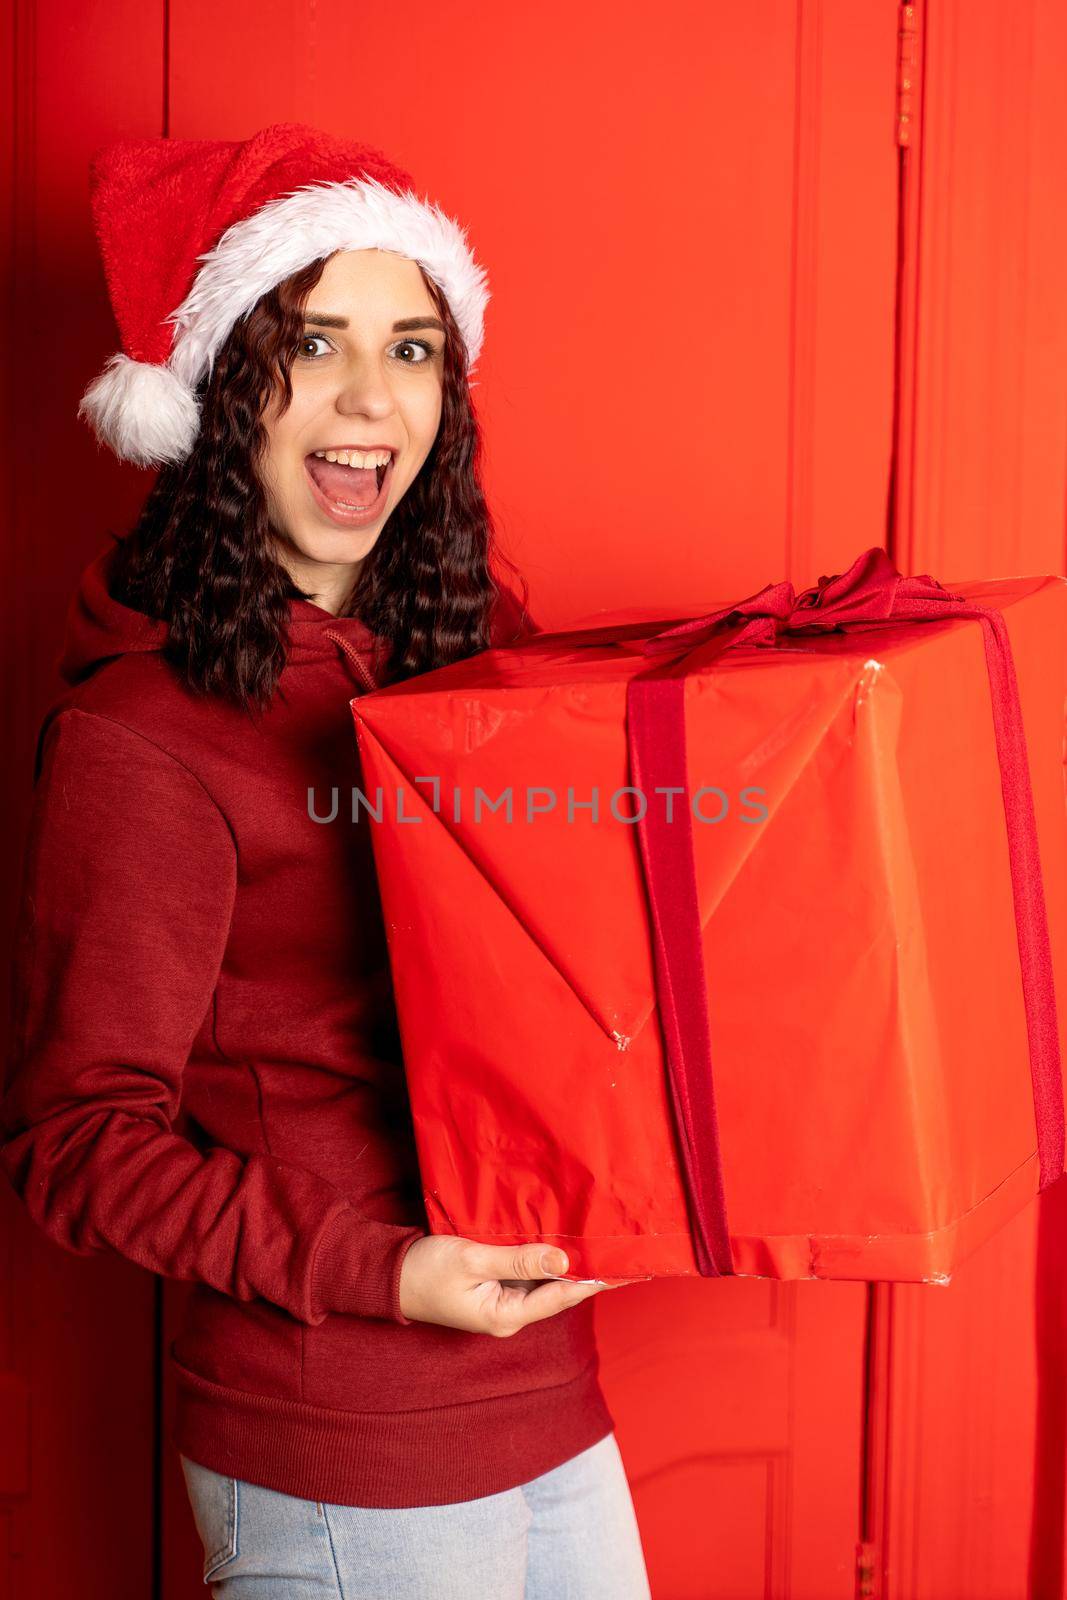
left=259, top=247, right=446, bottom=600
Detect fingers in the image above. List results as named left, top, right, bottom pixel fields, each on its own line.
left=464, top=1241, right=569, bottom=1283
left=496, top=1276, right=606, bottom=1331
left=456, top=1240, right=640, bottom=1338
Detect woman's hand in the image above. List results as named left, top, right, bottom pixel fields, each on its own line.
left=398, top=1234, right=638, bottom=1335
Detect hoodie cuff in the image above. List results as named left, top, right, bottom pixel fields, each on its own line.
left=311, top=1208, right=426, bottom=1325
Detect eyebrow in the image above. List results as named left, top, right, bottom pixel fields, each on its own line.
left=303, top=312, right=446, bottom=334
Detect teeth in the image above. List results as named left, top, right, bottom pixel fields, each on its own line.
left=313, top=448, right=392, bottom=469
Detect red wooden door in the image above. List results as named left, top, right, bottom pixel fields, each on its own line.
left=2, top=0, right=165, bottom=1592
left=595, top=2, right=1067, bottom=1596
left=875, top=2, right=1067, bottom=1595
left=157, top=9, right=901, bottom=1593
left=3, top=2, right=1066, bottom=1597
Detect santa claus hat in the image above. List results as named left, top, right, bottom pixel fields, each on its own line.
left=78, top=122, right=490, bottom=468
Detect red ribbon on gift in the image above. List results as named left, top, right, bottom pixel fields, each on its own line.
left=621, top=545, right=1064, bottom=1277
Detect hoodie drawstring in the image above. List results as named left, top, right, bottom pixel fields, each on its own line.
left=323, top=628, right=378, bottom=694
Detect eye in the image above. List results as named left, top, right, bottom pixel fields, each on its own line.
left=390, top=339, right=437, bottom=365
left=297, top=334, right=333, bottom=360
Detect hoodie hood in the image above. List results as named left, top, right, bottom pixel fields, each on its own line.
left=58, top=540, right=532, bottom=689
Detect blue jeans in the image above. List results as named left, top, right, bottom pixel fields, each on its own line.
left=179, top=1431, right=652, bottom=1598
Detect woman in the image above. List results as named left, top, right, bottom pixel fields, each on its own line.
left=0, top=124, right=651, bottom=1597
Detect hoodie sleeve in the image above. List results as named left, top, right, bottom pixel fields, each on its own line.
left=1, top=708, right=425, bottom=1327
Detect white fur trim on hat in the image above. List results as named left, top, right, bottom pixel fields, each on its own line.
left=170, top=174, right=488, bottom=392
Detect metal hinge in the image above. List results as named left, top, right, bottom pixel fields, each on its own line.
left=897, top=3, right=919, bottom=147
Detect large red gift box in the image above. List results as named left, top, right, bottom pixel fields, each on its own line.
left=348, top=549, right=1067, bottom=1284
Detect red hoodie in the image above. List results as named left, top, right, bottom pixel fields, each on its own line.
left=1, top=540, right=613, bottom=1508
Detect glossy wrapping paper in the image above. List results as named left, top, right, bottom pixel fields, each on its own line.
left=349, top=556, right=1067, bottom=1285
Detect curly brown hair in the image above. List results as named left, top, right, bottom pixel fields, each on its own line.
left=107, top=253, right=530, bottom=712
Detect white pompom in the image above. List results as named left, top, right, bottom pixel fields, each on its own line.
left=77, top=353, right=200, bottom=468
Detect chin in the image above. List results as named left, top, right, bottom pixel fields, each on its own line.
left=298, top=522, right=382, bottom=559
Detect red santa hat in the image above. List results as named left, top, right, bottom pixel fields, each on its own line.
left=78, top=122, right=490, bottom=468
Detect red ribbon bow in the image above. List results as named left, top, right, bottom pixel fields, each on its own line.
left=622, top=546, right=1063, bottom=1276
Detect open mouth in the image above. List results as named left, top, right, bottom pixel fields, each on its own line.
left=304, top=453, right=393, bottom=523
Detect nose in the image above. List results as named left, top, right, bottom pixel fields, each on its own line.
left=333, top=353, right=396, bottom=420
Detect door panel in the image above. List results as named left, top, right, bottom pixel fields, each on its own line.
left=596, top=1278, right=867, bottom=1598
left=167, top=0, right=900, bottom=615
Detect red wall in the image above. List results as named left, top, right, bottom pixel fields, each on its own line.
left=2, top=1, right=1067, bottom=1595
